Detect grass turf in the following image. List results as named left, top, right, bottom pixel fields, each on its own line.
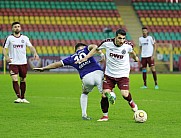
left=0, top=73, right=181, bottom=138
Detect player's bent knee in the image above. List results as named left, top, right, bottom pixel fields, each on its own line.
left=11, top=75, right=18, bottom=81
left=102, top=89, right=111, bottom=97
left=121, top=90, right=129, bottom=97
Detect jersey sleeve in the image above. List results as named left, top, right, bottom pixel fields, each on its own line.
left=98, top=40, right=108, bottom=50
left=3, top=36, right=10, bottom=48
left=25, top=36, right=33, bottom=47
left=138, top=37, right=142, bottom=47
left=61, top=56, right=72, bottom=66
left=150, top=36, right=156, bottom=44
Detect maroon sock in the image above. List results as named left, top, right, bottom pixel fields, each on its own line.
left=101, top=97, right=109, bottom=113
left=20, top=82, right=26, bottom=99
left=123, top=93, right=136, bottom=108
left=152, top=71, right=158, bottom=85
left=143, top=72, right=147, bottom=86
left=123, top=93, right=132, bottom=102
left=13, top=81, right=21, bottom=98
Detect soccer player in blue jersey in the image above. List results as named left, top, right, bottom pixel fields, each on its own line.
left=33, top=43, right=105, bottom=120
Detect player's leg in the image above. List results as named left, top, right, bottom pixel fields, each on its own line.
left=102, top=75, right=116, bottom=104
left=141, top=58, right=148, bottom=88
left=80, top=92, right=91, bottom=120
left=97, top=75, right=115, bottom=121
left=118, top=77, right=138, bottom=112
left=149, top=58, right=159, bottom=89
left=97, top=94, right=109, bottom=121
left=19, top=64, right=29, bottom=103
left=9, top=65, right=21, bottom=103
left=81, top=73, right=95, bottom=120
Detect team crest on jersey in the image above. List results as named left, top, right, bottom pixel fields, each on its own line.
left=21, top=40, right=25, bottom=43
left=121, top=49, right=126, bottom=54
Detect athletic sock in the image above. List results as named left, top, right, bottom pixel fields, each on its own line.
left=152, top=71, right=158, bottom=85
left=101, top=97, right=109, bottom=113
left=12, top=81, right=21, bottom=98
left=143, top=72, right=147, bottom=86
left=80, top=93, right=88, bottom=117
left=123, top=93, right=132, bottom=102
left=20, top=81, right=26, bottom=99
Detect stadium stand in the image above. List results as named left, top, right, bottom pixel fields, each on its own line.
left=132, top=0, right=181, bottom=70
left=0, top=0, right=132, bottom=57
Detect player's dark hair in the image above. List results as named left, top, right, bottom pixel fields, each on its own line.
left=12, top=22, right=20, bottom=27
left=116, top=29, right=126, bottom=36
left=75, top=43, right=87, bottom=52
left=142, top=27, right=148, bottom=30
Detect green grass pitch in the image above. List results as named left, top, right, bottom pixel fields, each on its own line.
left=0, top=73, right=181, bottom=138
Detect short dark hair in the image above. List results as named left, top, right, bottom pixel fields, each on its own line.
left=75, top=43, right=87, bottom=52
left=12, top=22, right=20, bottom=27
left=142, top=26, right=148, bottom=30
left=116, top=29, right=126, bottom=36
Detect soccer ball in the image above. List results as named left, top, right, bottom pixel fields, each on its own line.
left=110, top=92, right=116, bottom=100
left=134, top=110, right=147, bottom=123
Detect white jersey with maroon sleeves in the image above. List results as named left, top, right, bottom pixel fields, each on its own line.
left=3, top=34, right=33, bottom=65
left=98, top=38, right=133, bottom=78
left=139, top=35, right=155, bottom=58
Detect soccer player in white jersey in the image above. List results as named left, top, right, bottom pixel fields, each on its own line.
left=34, top=43, right=105, bottom=120
left=77, top=29, right=139, bottom=121
left=139, top=27, right=159, bottom=89
left=3, top=22, right=39, bottom=103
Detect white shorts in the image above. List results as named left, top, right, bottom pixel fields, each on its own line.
left=82, top=70, right=104, bottom=93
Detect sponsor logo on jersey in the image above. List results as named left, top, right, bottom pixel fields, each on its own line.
left=110, top=53, right=124, bottom=59
left=13, top=45, right=23, bottom=48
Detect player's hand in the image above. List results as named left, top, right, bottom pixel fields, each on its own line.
left=5, top=57, right=12, bottom=63
left=33, top=67, right=44, bottom=72
left=99, top=56, right=105, bottom=63
left=151, top=56, right=154, bottom=60
left=134, top=56, right=139, bottom=62
left=34, top=54, right=39, bottom=60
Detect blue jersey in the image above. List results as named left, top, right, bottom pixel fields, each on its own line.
left=61, top=46, right=102, bottom=79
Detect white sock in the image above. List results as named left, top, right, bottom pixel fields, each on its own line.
left=80, top=93, right=88, bottom=117
left=103, top=113, right=108, bottom=117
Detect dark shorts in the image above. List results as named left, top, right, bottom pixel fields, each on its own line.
left=141, top=57, right=155, bottom=68
left=9, top=64, right=28, bottom=78
left=103, top=75, right=129, bottom=91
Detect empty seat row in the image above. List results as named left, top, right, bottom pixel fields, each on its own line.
left=133, top=2, right=180, bottom=10
left=0, top=9, right=120, bottom=17
left=0, top=1, right=116, bottom=10
left=1, top=31, right=132, bottom=41
left=137, top=10, right=180, bottom=18
left=1, top=24, right=126, bottom=32
left=147, top=26, right=180, bottom=32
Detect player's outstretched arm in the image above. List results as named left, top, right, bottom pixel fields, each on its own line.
left=33, top=62, right=63, bottom=72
